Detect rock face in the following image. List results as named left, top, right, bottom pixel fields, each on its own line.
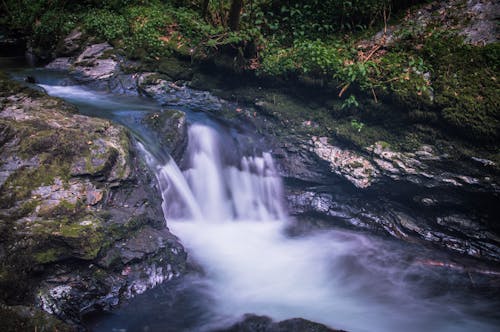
left=275, top=133, right=500, bottom=262
left=214, top=314, right=344, bottom=332
left=0, top=74, right=186, bottom=326
left=142, top=109, right=188, bottom=160
left=311, top=136, right=378, bottom=188
left=309, top=138, right=497, bottom=191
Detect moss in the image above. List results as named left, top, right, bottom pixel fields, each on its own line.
left=0, top=162, right=70, bottom=208
left=0, top=71, right=43, bottom=98
left=31, top=215, right=105, bottom=261
left=39, top=199, right=84, bottom=219
left=84, top=145, right=119, bottom=176
left=377, top=141, right=391, bottom=150
left=32, top=247, right=67, bottom=264
left=420, top=35, right=499, bottom=141
left=157, top=57, right=192, bottom=80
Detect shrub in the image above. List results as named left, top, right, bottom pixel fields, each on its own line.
left=83, top=9, right=128, bottom=41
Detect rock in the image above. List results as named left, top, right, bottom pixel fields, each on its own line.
left=0, top=75, right=186, bottom=327
left=394, top=211, right=423, bottom=234
left=471, top=156, right=496, bottom=167
left=24, top=75, right=36, bottom=84
left=213, top=314, right=344, bottom=332
left=46, top=57, right=72, bottom=70
left=0, top=304, right=75, bottom=332
left=460, top=0, right=499, bottom=45
left=56, top=29, right=85, bottom=56
left=142, top=109, right=188, bottom=160
left=311, top=136, right=379, bottom=188
left=157, top=57, right=193, bottom=81
left=138, top=72, right=224, bottom=111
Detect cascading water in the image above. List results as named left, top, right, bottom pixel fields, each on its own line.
left=153, top=123, right=286, bottom=223
left=20, top=73, right=500, bottom=332
left=142, top=122, right=500, bottom=332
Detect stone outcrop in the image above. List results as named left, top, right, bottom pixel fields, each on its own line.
left=276, top=133, right=500, bottom=262
left=0, top=74, right=186, bottom=327
left=309, top=137, right=497, bottom=191
left=214, top=314, right=345, bottom=332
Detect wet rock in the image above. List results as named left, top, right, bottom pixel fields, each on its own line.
left=46, top=57, right=72, bottom=70
left=0, top=75, right=186, bottom=326
left=213, top=314, right=344, bottom=332
left=142, top=109, right=188, bottom=160
left=24, top=75, right=36, bottom=84
left=471, top=156, right=496, bottom=167
left=138, top=73, right=224, bottom=111
left=56, top=29, right=85, bottom=57
left=157, top=57, right=193, bottom=81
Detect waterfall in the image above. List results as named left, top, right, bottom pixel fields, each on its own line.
left=143, top=123, right=286, bottom=224
left=35, top=79, right=500, bottom=332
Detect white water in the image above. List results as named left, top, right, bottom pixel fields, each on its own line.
left=34, top=80, right=499, bottom=331
left=145, top=123, right=499, bottom=332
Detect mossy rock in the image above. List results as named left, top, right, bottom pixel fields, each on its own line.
left=0, top=304, right=75, bottom=332
left=421, top=36, right=499, bottom=141
left=157, top=57, right=193, bottom=81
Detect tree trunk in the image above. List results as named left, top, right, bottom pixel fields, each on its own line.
left=201, top=0, right=210, bottom=19
left=228, top=0, right=244, bottom=31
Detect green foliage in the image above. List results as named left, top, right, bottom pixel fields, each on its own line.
left=83, top=9, right=128, bottom=41
left=0, top=0, right=77, bottom=49
left=267, top=0, right=423, bottom=41
left=33, top=11, right=78, bottom=49
left=351, top=119, right=365, bottom=132
left=342, top=95, right=360, bottom=110
left=260, top=39, right=348, bottom=76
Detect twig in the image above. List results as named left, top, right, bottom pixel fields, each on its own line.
left=338, top=82, right=350, bottom=97
left=383, top=6, right=388, bottom=34
left=363, top=44, right=381, bottom=63
left=371, top=87, right=378, bottom=103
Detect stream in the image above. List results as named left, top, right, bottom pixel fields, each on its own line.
left=5, top=64, right=500, bottom=332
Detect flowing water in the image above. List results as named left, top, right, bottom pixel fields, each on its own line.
left=4, top=67, right=500, bottom=331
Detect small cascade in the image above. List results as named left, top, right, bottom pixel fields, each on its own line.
left=138, top=142, right=204, bottom=221
left=150, top=123, right=286, bottom=223
left=33, top=78, right=500, bottom=332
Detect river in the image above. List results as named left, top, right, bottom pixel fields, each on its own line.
left=4, top=63, right=500, bottom=332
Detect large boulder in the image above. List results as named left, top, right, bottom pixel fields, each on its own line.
left=0, top=73, right=186, bottom=327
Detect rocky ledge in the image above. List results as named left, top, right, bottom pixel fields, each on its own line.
left=214, top=314, right=345, bottom=332
left=0, top=73, right=186, bottom=329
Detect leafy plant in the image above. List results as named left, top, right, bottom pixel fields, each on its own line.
left=83, top=9, right=128, bottom=41
left=342, top=95, right=360, bottom=109
left=350, top=119, right=365, bottom=132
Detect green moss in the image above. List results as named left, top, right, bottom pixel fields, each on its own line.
left=0, top=71, right=43, bottom=98
left=33, top=247, right=67, bottom=264
left=157, top=57, right=192, bottom=80
left=377, top=141, right=391, bottom=149
left=84, top=145, right=119, bottom=175
left=0, top=162, right=71, bottom=209
left=421, top=35, right=499, bottom=141
left=31, top=215, right=105, bottom=261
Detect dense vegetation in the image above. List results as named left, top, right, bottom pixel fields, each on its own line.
left=1, top=0, right=498, bottom=144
